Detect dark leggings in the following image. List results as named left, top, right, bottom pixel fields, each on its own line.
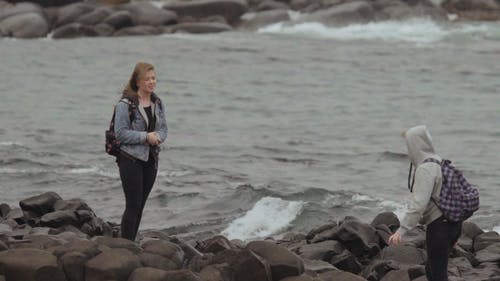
left=425, top=216, right=462, bottom=281
left=118, top=154, right=157, bottom=241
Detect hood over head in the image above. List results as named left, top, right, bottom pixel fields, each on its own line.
left=404, top=125, right=438, bottom=166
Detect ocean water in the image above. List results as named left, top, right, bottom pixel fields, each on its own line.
left=1, top=18, right=499, bottom=241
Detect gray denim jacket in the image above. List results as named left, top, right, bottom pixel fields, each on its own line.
left=114, top=93, right=168, bottom=162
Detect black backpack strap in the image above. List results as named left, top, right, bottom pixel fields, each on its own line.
left=119, top=97, right=135, bottom=123
left=423, top=158, right=442, bottom=165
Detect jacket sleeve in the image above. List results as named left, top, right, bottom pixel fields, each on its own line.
left=114, top=101, right=147, bottom=144
left=156, top=99, right=168, bottom=143
left=397, top=166, right=435, bottom=236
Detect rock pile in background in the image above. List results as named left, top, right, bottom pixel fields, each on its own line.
left=0, top=0, right=499, bottom=39
left=0, top=191, right=499, bottom=281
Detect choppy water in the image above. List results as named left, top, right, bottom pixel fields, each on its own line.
left=1, top=18, right=499, bottom=241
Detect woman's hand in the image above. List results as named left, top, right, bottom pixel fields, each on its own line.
left=146, top=132, right=161, bottom=146
left=388, top=232, right=402, bottom=245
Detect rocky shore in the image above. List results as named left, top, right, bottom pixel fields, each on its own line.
left=0, top=192, right=499, bottom=281
left=0, top=0, right=500, bottom=39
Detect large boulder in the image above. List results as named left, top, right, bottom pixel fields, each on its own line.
left=0, top=248, right=65, bottom=281
left=370, top=212, right=400, bottom=233
left=19, top=192, right=61, bottom=217
left=74, top=6, right=114, bottom=25
left=334, top=218, right=380, bottom=259
left=238, top=9, right=290, bottom=31
left=213, top=248, right=272, bottom=281
left=442, top=0, right=500, bottom=20
left=51, top=22, right=99, bottom=38
left=84, top=248, right=141, bottom=281
left=247, top=240, right=305, bottom=281
left=299, top=0, right=375, bottom=26
left=475, top=243, right=500, bottom=264
left=102, top=10, right=134, bottom=29
left=93, top=236, right=142, bottom=254
left=163, top=0, right=248, bottom=24
left=0, top=12, right=49, bottom=38
left=141, top=239, right=184, bottom=269
left=54, top=2, right=96, bottom=27
left=380, top=245, right=426, bottom=265
left=0, top=2, right=45, bottom=21
left=473, top=231, right=500, bottom=252
left=295, top=240, right=344, bottom=261
left=118, top=2, right=177, bottom=26
left=375, top=0, right=447, bottom=21
left=40, top=210, right=79, bottom=228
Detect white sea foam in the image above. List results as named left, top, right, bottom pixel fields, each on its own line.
left=258, top=18, right=494, bottom=43
left=493, top=225, right=500, bottom=234
left=221, top=197, right=304, bottom=240
left=0, top=141, right=23, bottom=146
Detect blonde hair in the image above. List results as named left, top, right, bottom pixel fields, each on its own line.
left=123, top=62, right=155, bottom=98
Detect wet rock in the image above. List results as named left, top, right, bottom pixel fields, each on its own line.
left=302, top=258, right=337, bottom=274
left=40, top=210, right=79, bottom=228
left=371, top=212, right=400, bottom=233
left=306, top=222, right=338, bottom=241
left=379, top=268, right=411, bottom=281
left=0, top=2, right=45, bottom=21
left=475, top=243, right=500, bottom=264
left=74, top=6, right=114, bottom=25
left=238, top=9, right=290, bottom=31
left=295, top=240, right=344, bottom=261
left=52, top=240, right=101, bottom=259
left=473, top=231, right=500, bottom=252
left=256, top=0, right=289, bottom=11
left=334, top=218, right=380, bottom=259
left=102, top=10, right=134, bottom=29
left=60, top=251, right=89, bottom=281
left=196, top=235, right=235, bottom=254
left=142, top=239, right=184, bottom=268
left=247, top=240, right=305, bottom=280
left=0, top=248, right=65, bottom=281
left=19, top=192, right=61, bottom=218
left=213, top=248, right=273, bottom=281
left=442, top=0, right=500, bottom=20
left=4, top=208, right=25, bottom=225
left=0, top=204, right=10, bottom=219
left=93, top=236, right=142, bottom=254
left=380, top=245, right=426, bottom=265
left=299, top=1, right=375, bottom=26
left=329, top=249, right=362, bottom=274
left=85, top=248, right=141, bottom=281
left=163, top=0, right=248, bottom=24
left=118, top=2, right=177, bottom=26
left=54, top=2, right=96, bottom=27
left=51, top=22, right=99, bottom=39
left=361, top=259, right=400, bottom=281
left=0, top=11, right=49, bottom=38
left=199, top=263, right=230, bottom=281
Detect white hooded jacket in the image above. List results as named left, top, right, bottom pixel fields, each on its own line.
left=397, top=125, right=443, bottom=236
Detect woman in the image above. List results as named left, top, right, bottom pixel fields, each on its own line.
left=388, top=125, right=462, bottom=281
left=114, top=62, right=168, bottom=241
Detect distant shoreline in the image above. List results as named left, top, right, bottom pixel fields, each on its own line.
left=1, top=0, right=500, bottom=39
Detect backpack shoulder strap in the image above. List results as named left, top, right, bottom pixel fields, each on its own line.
left=118, top=97, right=135, bottom=122
left=423, top=158, right=442, bottom=165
